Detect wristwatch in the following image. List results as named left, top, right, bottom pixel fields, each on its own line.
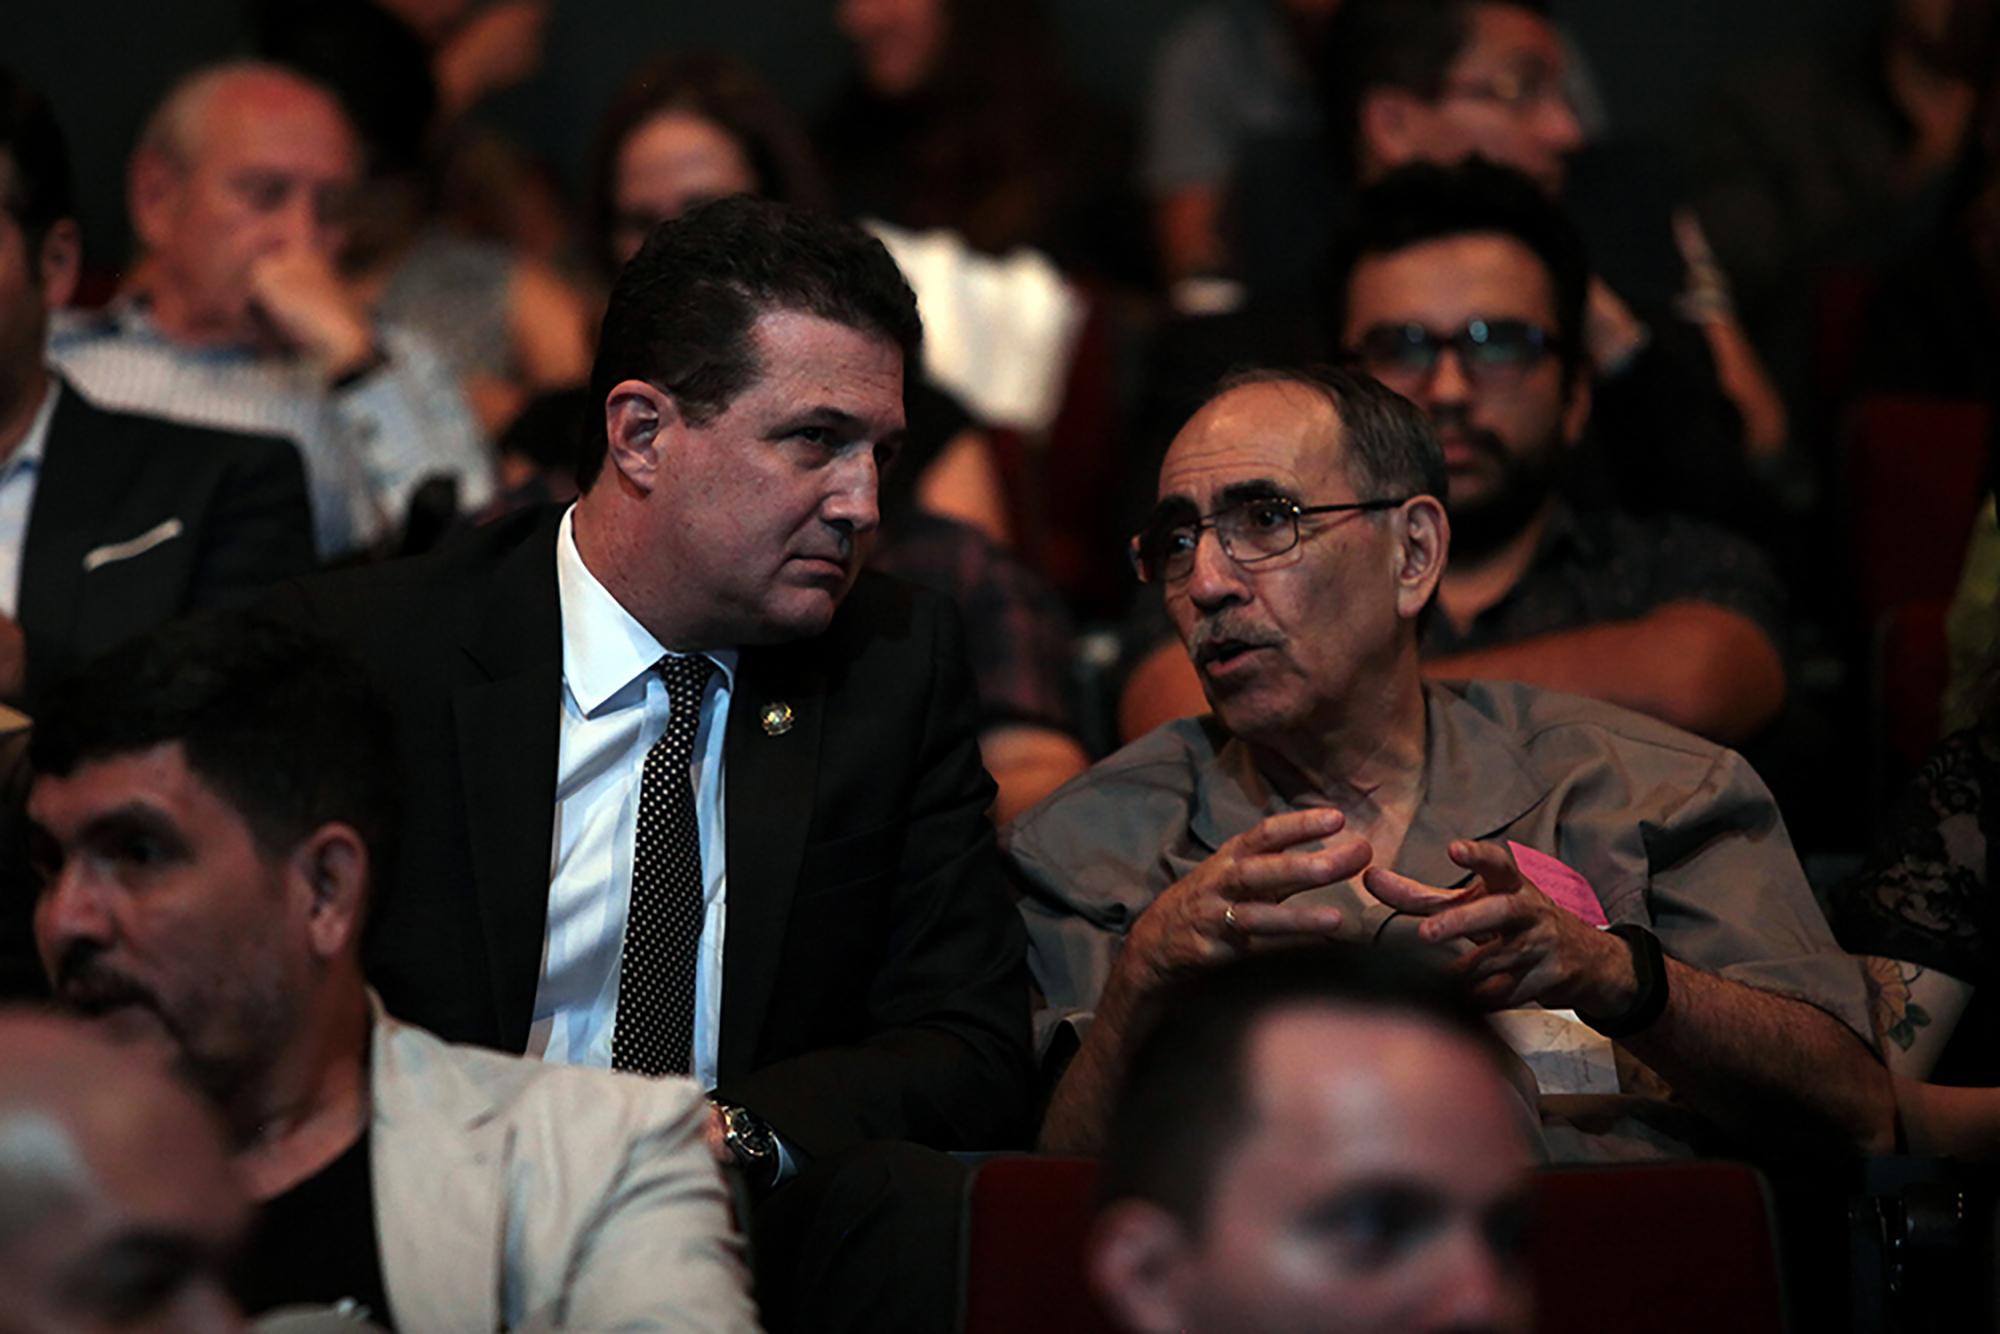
left=1579, top=923, right=1670, bottom=1039
left=713, top=1101, right=782, bottom=1190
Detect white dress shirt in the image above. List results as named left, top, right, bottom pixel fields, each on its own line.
left=0, top=379, right=60, bottom=618
left=531, top=506, right=735, bottom=1089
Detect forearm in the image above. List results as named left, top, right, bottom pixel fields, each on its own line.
left=1895, top=1077, right=2000, bottom=1160
left=1424, top=604, right=1784, bottom=742
left=1038, top=961, right=1151, bottom=1156
left=1622, top=959, right=1894, bottom=1154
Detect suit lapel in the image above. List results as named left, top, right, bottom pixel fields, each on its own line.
left=717, top=642, right=825, bottom=1080
left=371, top=1008, right=506, bottom=1331
left=454, top=516, right=564, bottom=1049
left=16, top=388, right=110, bottom=693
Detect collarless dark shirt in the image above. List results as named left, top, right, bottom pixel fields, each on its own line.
left=235, top=1131, right=394, bottom=1330
left=1421, top=503, right=1787, bottom=659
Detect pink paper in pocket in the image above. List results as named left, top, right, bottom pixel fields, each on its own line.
left=1507, top=842, right=1609, bottom=927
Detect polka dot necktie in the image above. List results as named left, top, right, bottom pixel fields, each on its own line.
left=611, top=653, right=713, bottom=1077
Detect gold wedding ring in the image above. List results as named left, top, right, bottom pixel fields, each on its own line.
left=1224, top=903, right=1239, bottom=933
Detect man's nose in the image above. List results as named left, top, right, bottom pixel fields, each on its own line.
left=34, top=866, right=115, bottom=974
left=1425, top=343, right=1476, bottom=406
left=1539, top=94, right=1585, bottom=157
left=1183, top=524, right=1250, bottom=611
left=1423, top=1232, right=1529, bottom=1334
left=823, top=451, right=882, bottom=536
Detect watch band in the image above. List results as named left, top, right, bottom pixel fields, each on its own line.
left=1579, top=923, right=1670, bottom=1039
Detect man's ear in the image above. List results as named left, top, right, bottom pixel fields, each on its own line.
left=128, top=151, right=182, bottom=255
left=601, top=379, right=676, bottom=495
left=1086, top=1201, right=1196, bottom=1334
left=1359, top=90, right=1427, bottom=175
left=1394, top=495, right=1450, bottom=617
left=34, top=218, right=80, bottom=312
left=291, top=823, right=369, bottom=961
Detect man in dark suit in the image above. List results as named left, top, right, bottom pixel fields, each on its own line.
left=278, top=196, right=1034, bottom=1331
left=0, top=69, right=316, bottom=710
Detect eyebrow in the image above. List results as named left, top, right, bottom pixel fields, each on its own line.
left=764, top=406, right=905, bottom=445
left=58, top=804, right=190, bottom=861
left=1147, top=476, right=1300, bottom=526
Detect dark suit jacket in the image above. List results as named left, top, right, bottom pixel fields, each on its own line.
left=16, top=382, right=317, bottom=704
left=274, top=507, right=1035, bottom=1157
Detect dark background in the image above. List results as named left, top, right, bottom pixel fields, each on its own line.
left=14, top=0, right=1878, bottom=268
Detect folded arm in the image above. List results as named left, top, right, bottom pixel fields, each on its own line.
left=1424, top=602, right=1785, bottom=743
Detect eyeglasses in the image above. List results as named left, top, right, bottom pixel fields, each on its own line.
left=1440, top=65, right=1570, bottom=114
left=1130, top=495, right=1409, bottom=584
left=1350, top=320, right=1561, bottom=391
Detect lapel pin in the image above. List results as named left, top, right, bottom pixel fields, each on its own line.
left=759, top=701, right=795, bottom=736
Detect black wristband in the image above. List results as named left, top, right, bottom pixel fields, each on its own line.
left=1579, top=923, right=1669, bottom=1039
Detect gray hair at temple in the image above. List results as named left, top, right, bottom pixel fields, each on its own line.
left=1214, top=364, right=1448, bottom=504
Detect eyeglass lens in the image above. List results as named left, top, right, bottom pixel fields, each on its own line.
left=1355, top=320, right=1552, bottom=387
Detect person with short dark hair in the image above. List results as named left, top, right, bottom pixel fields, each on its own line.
left=28, top=611, right=758, bottom=1330
left=278, top=194, right=1034, bottom=1333
left=0, top=68, right=315, bottom=717
left=1007, top=361, right=1889, bottom=1163
left=1089, top=944, right=1537, bottom=1334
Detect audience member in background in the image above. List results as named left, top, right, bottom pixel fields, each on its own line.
left=1089, top=945, right=1536, bottom=1334
left=589, top=52, right=831, bottom=285
left=1319, top=0, right=1790, bottom=496
left=819, top=0, right=1147, bottom=284
left=1687, top=0, right=1999, bottom=431
left=1828, top=659, right=2000, bottom=1154
left=277, top=198, right=1033, bottom=1333
left=1009, top=365, right=1889, bottom=1162
left=0, top=69, right=314, bottom=710
left=0, top=1010, right=248, bottom=1334
left=1141, top=0, right=1341, bottom=300
left=49, top=62, right=492, bottom=559
left=256, top=0, right=594, bottom=441
left=1122, top=163, right=1788, bottom=748
left=590, top=56, right=1088, bottom=817
left=27, top=613, right=758, bottom=1330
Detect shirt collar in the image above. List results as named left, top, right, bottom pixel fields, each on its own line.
left=1, top=377, right=60, bottom=484
left=555, top=506, right=735, bottom=717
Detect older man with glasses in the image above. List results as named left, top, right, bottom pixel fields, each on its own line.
left=1005, top=356, right=1890, bottom=1164
left=1125, top=159, right=1792, bottom=749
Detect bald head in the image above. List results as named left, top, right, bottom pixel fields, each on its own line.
left=129, top=62, right=360, bottom=346
left=0, top=1010, right=245, bottom=1332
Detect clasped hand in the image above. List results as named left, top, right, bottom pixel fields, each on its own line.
left=1364, top=839, right=1634, bottom=1013
left=1119, top=807, right=1365, bottom=988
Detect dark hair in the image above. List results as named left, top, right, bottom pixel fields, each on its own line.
left=0, top=67, right=74, bottom=256
left=1326, top=158, right=1591, bottom=385
left=1097, top=942, right=1515, bottom=1230
left=588, top=50, right=829, bottom=279
left=1217, top=364, right=1448, bottom=503
left=30, top=612, right=400, bottom=885
left=1318, top=0, right=1553, bottom=174
left=580, top=194, right=922, bottom=490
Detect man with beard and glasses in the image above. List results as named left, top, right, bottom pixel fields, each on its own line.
left=1005, top=363, right=1889, bottom=1163
left=1124, top=160, right=1788, bottom=748
left=1339, top=161, right=1789, bottom=746
left=25, top=612, right=757, bottom=1331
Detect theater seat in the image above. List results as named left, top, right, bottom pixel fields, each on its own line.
left=960, top=1155, right=1112, bottom=1334
left=1842, top=396, right=1989, bottom=625
left=962, top=1156, right=1787, bottom=1334
left=1531, top=1161, right=1787, bottom=1334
